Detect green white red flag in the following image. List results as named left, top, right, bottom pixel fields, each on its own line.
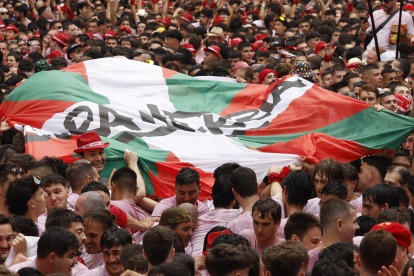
left=1, top=58, right=413, bottom=199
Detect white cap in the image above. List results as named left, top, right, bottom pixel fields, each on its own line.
left=380, top=51, right=399, bottom=62
left=252, top=20, right=264, bottom=28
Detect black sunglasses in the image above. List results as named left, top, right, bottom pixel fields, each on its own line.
left=0, top=12, right=6, bottom=15
left=0, top=167, right=24, bottom=178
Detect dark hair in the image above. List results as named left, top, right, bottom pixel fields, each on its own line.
left=284, top=212, right=322, bottom=240
left=120, top=244, right=148, bottom=273
left=212, top=175, right=235, bottom=208
left=242, top=247, right=260, bottom=276
left=66, top=161, right=95, bottom=191
left=320, top=199, right=354, bottom=229
left=251, top=197, right=281, bottom=224
left=362, top=155, right=390, bottom=179
left=230, top=167, right=258, bottom=198
left=41, top=157, right=68, bottom=180
left=396, top=186, right=410, bottom=209
left=37, top=227, right=80, bottom=259
left=16, top=268, right=44, bottom=276
left=173, top=253, right=195, bottom=276
left=341, top=163, right=358, bottom=182
left=237, top=41, right=252, bottom=52
left=312, top=258, right=355, bottom=276
left=205, top=244, right=251, bottom=276
left=100, top=227, right=132, bottom=250
left=377, top=207, right=410, bottom=226
left=6, top=176, right=41, bottom=216
left=319, top=242, right=359, bottom=269
left=9, top=215, right=39, bottom=237
left=143, top=226, right=174, bottom=266
left=282, top=170, right=314, bottom=206
left=386, top=166, right=411, bottom=188
left=176, top=167, right=200, bottom=187
left=321, top=181, right=348, bottom=200
left=15, top=5, right=28, bottom=17
left=313, top=159, right=343, bottom=183
left=45, top=208, right=83, bottom=230
left=363, top=184, right=400, bottom=209
left=0, top=164, right=17, bottom=187
left=148, top=262, right=191, bottom=276
left=29, top=159, right=57, bottom=178
left=394, top=148, right=412, bottom=165
left=18, top=59, right=33, bottom=73
left=41, top=174, right=66, bottom=189
left=355, top=215, right=377, bottom=236
left=111, top=167, right=137, bottom=194
left=210, top=233, right=250, bottom=249
left=83, top=209, right=116, bottom=230
left=228, top=50, right=241, bottom=59
left=81, top=181, right=110, bottom=196
left=165, top=30, right=183, bottom=42
left=395, top=58, right=411, bottom=79
left=173, top=232, right=185, bottom=253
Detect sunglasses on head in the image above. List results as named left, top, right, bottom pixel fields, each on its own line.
left=0, top=167, right=24, bottom=178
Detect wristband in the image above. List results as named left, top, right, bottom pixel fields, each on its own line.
left=202, top=1, right=207, bottom=6
left=280, top=166, right=291, bottom=180
left=347, top=2, right=352, bottom=12
left=209, top=2, right=216, bottom=8
left=294, top=0, right=299, bottom=5
left=261, top=3, right=266, bottom=6
left=268, top=172, right=282, bottom=184
left=324, top=55, right=332, bottom=62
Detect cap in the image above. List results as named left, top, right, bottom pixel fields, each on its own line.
left=49, top=50, right=63, bottom=61
left=380, top=51, right=399, bottom=62
left=230, top=37, right=243, bottom=48
left=257, top=46, right=269, bottom=52
left=251, top=42, right=260, bottom=52
left=285, top=46, right=300, bottom=50
left=33, top=32, right=41, bottom=38
left=293, top=61, right=314, bottom=78
left=252, top=20, right=264, bottom=28
left=52, top=33, right=70, bottom=47
left=6, top=24, right=18, bottom=33
left=0, top=21, right=5, bottom=29
left=205, top=45, right=221, bottom=58
left=314, top=41, right=328, bottom=54
left=202, top=230, right=232, bottom=256
left=104, top=30, right=117, bottom=38
left=270, top=38, right=284, bottom=48
left=371, top=222, right=411, bottom=251
left=119, top=26, right=132, bottom=34
left=259, top=69, right=278, bottom=84
left=183, top=43, right=195, bottom=53
left=67, top=44, right=82, bottom=60
left=181, top=13, right=194, bottom=23
left=159, top=206, right=192, bottom=226
left=159, top=18, right=171, bottom=26
left=243, top=24, right=253, bottom=28
left=233, top=62, right=253, bottom=74
left=34, top=59, right=51, bottom=73
left=74, top=131, right=110, bottom=153
left=255, top=34, right=266, bottom=44
left=213, top=16, right=225, bottom=25
left=403, top=4, right=414, bottom=10
left=206, top=26, right=224, bottom=37
left=85, top=33, right=94, bottom=39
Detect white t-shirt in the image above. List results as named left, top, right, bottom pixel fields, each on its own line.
left=6, top=236, right=39, bottom=267
left=80, top=251, right=104, bottom=270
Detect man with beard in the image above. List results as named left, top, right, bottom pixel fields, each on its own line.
left=0, top=215, right=13, bottom=266
left=13, top=5, right=30, bottom=26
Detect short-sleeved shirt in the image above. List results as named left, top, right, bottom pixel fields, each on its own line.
left=227, top=212, right=253, bottom=235
left=191, top=209, right=241, bottom=256
left=151, top=195, right=209, bottom=217
left=239, top=229, right=285, bottom=257
left=303, top=197, right=321, bottom=216
left=6, top=236, right=39, bottom=267
left=80, top=251, right=104, bottom=270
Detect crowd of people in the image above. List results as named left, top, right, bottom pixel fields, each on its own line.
left=0, top=0, right=412, bottom=274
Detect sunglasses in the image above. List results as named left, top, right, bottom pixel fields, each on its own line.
left=0, top=12, right=6, bottom=15
left=7, top=40, right=16, bottom=44
left=0, top=167, right=25, bottom=178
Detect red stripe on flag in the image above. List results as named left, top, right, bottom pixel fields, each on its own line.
left=61, top=62, right=88, bottom=81
left=154, top=152, right=214, bottom=201
left=259, top=132, right=383, bottom=163
left=162, top=67, right=179, bottom=79
left=244, top=84, right=369, bottom=136
left=25, top=131, right=79, bottom=160
left=0, top=100, right=76, bottom=129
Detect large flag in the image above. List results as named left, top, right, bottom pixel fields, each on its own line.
left=1, top=58, right=413, bottom=200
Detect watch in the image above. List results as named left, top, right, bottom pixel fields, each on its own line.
left=402, top=31, right=407, bottom=37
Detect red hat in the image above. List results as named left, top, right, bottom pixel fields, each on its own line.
left=346, top=62, right=360, bottom=69
left=85, top=33, right=94, bottom=39
left=230, top=37, right=242, bottom=48
left=202, top=230, right=231, bottom=256
left=74, top=131, right=110, bottom=154
left=251, top=42, right=260, bottom=52
left=315, top=41, right=331, bottom=55
left=33, top=32, right=40, bottom=38
left=257, top=46, right=268, bottom=52
left=371, top=222, right=411, bottom=251
left=159, top=18, right=171, bottom=26
left=205, top=45, right=220, bottom=58
left=52, top=33, right=70, bottom=47
left=213, top=15, right=225, bottom=25
left=259, top=69, right=278, bottom=84
left=6, top=37, right=15, bottom=42
left=255, top=34, right=266, bottom=44
left=104, top=30, right=117, bottom=38
left=395, top=93, right=411, bottom=113
left=6, top=24, right=18, bottom=33
left=119, top=26, right=132, bottom=34
left=0, top=21, right=5, bottom=29
left=233, top=62, right=253, bottom=74
left=403, top=4, right=414, bottom=10
left=286, top=46, right=300, bottom=50
left=181, top=13, right=194, bottom=22
left=168, top=1, right=172, bottom=6
left=183, top=43, right=195, bottom=53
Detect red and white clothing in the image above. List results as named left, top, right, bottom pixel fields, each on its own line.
left=191, top=208, right=241, bottom=256
left=239, top=229, right=285, bottom=257
left=110, top=200, right=148, bottom=221
left=151, top=195, right=209, bottom=217
left=80, top=251, right=104, bottom=270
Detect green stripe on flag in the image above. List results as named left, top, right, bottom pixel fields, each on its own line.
left=100, top=134, right=170, bottom=195
left=5, top=71, right=110, bottom=105
left=167, top=73, right=247, bottom=114
left=235, top=108, right=414, bottom=150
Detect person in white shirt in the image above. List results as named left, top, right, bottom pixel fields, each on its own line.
left=8, top=227, right=80, bottom=276
left=89, top=227, right=132, bottom=276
